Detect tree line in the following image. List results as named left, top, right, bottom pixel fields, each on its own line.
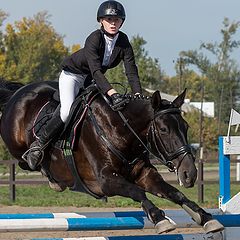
left=0, top=10, right=240, bottom=157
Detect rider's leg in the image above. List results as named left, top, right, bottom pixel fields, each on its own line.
left=27, top=109, right=64, bottom=170
left=27, top=70, right=85, bottom=170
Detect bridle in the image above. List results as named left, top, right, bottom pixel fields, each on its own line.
left=147, top=108, right=193, bottom=172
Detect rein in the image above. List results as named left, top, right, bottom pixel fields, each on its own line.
left=87, top=105, right=129, bottom=168
left=85, top=93, right=130, bottom=169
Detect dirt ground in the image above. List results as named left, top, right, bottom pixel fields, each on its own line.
left=0, top=206, right=204, bottom=240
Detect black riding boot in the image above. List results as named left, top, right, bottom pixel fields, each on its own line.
left=27, top=111, right=64, bottom=170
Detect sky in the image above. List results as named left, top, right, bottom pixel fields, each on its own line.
left=1, top=0, right=240, bottom=77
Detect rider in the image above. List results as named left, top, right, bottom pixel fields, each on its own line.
left=26, top=0, right=142, bottom=170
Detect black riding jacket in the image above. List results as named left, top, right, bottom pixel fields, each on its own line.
left=61, top=29, right=142, bottom=94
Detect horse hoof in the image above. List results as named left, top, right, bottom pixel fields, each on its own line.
left=48, top=181, right=67, bottom=192
left=155, top=219, right=176, bottom=234
left=203, top=219, right=224, bottom=233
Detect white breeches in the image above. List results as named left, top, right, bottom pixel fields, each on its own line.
left=59, top=70, right=86, bottom=122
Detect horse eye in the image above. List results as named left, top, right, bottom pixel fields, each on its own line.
left=160, top=127, right=167, bottom=133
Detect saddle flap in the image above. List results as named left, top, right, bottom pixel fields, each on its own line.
left=33, top=85, right=99, bottom=149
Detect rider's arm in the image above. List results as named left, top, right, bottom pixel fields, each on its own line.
left=84, top=30, right=114, bottom=95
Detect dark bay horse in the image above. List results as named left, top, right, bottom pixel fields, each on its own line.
left=0, top=79, right=223, bottom=234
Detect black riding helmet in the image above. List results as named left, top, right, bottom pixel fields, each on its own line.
left=97, top=0, right=126, bottom=22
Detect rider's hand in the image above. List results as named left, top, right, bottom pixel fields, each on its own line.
left=110, top=93, right=129, bottom=111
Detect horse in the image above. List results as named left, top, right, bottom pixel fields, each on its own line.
left=0, top=78, right=224, bottom=234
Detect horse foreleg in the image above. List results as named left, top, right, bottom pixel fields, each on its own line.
left=135, top=166, right=224, bottom=233
left=99, top=167, right=176, bottom=234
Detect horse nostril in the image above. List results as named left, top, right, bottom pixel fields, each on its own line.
left=184, top=171, right=191, bottom=184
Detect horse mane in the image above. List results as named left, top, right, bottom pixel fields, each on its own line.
left=127, top=94, right=172, bottom=111
left=0, top=77, right=24, bottom=91
left=0, top=78, right=24, bottom=110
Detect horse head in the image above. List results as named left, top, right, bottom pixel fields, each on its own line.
left=148, top=89, right=197, bottom=188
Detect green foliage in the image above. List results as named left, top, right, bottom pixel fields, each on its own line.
left=178, top=18, right=240, bottom=135
left=184, top=110, right=220, bottom=151
left=0, top=10, right=7, bottom=51
left=105, top=61, right=127, bottom=93
left=0, top=11, right=68, bottom=83
left=70, top=44, right=81, bottom=53
left=130, top=35, right=164, bottom=89
left=0, top=138, right=11, bottom=160
left=0, top=10, right=8, bottom=74
left=162, top=70, right=204, bottom=99
left=106, top=35, right=164, bottom=93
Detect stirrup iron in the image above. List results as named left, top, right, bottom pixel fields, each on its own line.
left=22, top=140, right=50, bottom=162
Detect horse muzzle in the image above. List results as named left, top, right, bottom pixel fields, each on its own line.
left=177, top=156, right=197, bottom=188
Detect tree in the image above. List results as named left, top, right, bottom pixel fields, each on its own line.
left=179, top=18, right=240, bottom=134
left=184, top=110, right=219, bottom=151
left=161, top=69, right=205, bottom=100
left=1, top=11, right=68, bottom=84
left=106, top=35, right=164, bottom=93
left=0, top=10, right=8, bottom=76
left=0, top=10, right=7, bottom=51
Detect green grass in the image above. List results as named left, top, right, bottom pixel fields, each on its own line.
left=1, top=162, right=239, bottom=208
left=1, top=183, right=239, bottom=208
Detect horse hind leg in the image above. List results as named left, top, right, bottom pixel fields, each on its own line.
left=41, top=159, right=67, bottom=192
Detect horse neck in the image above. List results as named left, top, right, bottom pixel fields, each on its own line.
left=124, top=98, right=153, bottom=133
left=93, top=97, right=153, bottom=133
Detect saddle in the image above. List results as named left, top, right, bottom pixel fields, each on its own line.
left=33, top=85, right=98, bottom=150
left=32, top=85, right=104, bottom=199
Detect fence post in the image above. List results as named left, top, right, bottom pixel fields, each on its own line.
left=9, top=161, right=16, bottom=202
left=218, top=136, right=230, bottom=207
left=198, top=147, right=204, bottom=203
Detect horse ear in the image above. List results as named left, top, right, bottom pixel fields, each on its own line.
left=151, top=90, right=162, bottom=110
left=172, top=88, right=187, bottom=108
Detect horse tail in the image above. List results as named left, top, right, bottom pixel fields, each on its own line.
left=0, top=78, right=24, bottom=109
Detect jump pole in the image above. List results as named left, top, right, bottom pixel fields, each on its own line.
left=0, top=214, right=239, bottom=232
left=28, top=232, right=224, bottom=240
left=0, top=209, right=221, bottom=219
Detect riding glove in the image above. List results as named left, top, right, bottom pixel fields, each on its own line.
left=110, top=93, right=129, bottom=111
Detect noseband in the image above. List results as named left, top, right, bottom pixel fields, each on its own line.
left=148, top=108, right=193, bottom=172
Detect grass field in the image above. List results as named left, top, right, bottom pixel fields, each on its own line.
left=1, top=183, right=239, bottom=208
left=1, top=160, right=239, bottom=208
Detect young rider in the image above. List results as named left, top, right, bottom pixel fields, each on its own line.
left=26, top=0, right=142, bottom=170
